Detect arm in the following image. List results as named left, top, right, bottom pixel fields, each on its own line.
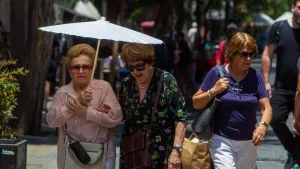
left=192, top=76, right=229, bottom=109
left=252, top=98, right=272, bottom=146
left=258, top=98, right=272, bottom=125
left=167, top=75, right=187, bottom=168
left=261, top=44, right=275, bottom=84
left=261, top=22, right=278, bottom=97
left=173, top=121, right=186, bottom=147
left=294, top=73, right=300, bottom=135
left=192, top=88, right=218, bottom=110
left=86, top=83, right=123, bottom=128
left=47, top=92, right=74, bottom=127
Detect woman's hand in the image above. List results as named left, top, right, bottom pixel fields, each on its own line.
left=211, top=78, right=229, bottom=95
left=168, top=150, right=181, bottom=169
left=95, top=104, right=111, bottom=114
left=252, top=125, right=267, bottom=146
left=78, top=87, right=92, bottom=106
left=293, top=119, right=300, bottom=136
left=66, top=97, right=88, bottom=117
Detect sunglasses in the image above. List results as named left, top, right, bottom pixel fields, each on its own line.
left=239, top=52, right=257, bottom=59
left=126, top=63, right=146, bottom=72
left=68, top=64, right=93, bottom=72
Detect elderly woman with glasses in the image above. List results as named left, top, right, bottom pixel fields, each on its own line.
left=192, top=32, right=272, bottom=169
left=118, top=43, right=187, bottom=169
left=47, top=44, right=123, bottom=169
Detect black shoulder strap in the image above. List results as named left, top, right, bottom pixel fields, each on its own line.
left=217, top=66, right=224, bottom=78
left=276, top=21, right=285, bottom=46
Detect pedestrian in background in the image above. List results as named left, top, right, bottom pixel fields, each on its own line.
left=261, top=0, right=300, bottom=167
left=47, top=44, right=123, bottom=169
left=215, top=23, right=238, bottom=66
left=174, top=31, right=197, bottom=95
left=118, top=43, right=187, bottom=169
left=193, top=32, right=272, bottom=169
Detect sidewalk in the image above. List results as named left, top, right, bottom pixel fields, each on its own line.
left=26, top=96, right=292, bottom=169
left=27, top=117, right=291, bottom=169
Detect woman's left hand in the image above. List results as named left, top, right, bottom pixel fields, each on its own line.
left=67, top=97, right=88, bottom=117
left=252, top=124, right=267, bottom=146
left=168, top=150, right=181, bottom=169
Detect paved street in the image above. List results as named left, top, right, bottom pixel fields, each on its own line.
left=26, top=58, right=294, bottom=169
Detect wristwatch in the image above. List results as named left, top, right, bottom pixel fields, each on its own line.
left=173, top=146, right=183, bottom=153
left=258, top=121, right=269, bottom=128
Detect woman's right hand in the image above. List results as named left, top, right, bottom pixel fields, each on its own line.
left=78, top=87, right=92, bottom=106
left=211, top=78, right=229, bottom=95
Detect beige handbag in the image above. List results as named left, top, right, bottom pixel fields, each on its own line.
left=63, top=95, right=107, bottom=169
left=63, top=135, right=107, bottom=169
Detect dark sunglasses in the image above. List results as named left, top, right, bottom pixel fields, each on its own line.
left=68, top=64, right=93, bottom=72
left=126, top=63, right=146, bottom=72
left=239, top=52, right=257, bottom=59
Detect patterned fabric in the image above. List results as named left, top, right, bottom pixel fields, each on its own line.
left=118, top=68, right=187, bottom=169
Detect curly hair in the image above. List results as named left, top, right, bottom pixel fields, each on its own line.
left=66, top=44, right=95, bottom=65
left=226, top=32, right=258, bottom=63
left=120, top=43, right=155, bottom=65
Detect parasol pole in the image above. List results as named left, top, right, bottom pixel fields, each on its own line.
left=90, top=39, right=101, bottom=84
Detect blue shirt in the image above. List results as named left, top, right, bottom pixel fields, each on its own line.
left=200, top=65, right=268, bottom=140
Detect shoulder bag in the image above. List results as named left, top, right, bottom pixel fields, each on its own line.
left=122, top=71, right=164, bottom=169
left=191, top=66, right=224, bottom=141
left=63, top=96, right=108, bottom=169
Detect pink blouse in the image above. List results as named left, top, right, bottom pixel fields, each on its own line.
left=47, top=80, right=123, bottom=169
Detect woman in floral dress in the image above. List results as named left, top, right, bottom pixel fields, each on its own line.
left=118, top=43, right=187, bottom=169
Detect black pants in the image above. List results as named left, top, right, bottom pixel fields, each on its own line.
left=270, top=88, right=300, bottom=164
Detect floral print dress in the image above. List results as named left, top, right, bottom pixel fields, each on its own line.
left=118, top=68, right=187, bottom=169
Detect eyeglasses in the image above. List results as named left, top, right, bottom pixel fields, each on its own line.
left=125, top=63, right=146, bottom=72
left=239, top=52, right=257, bottom=59
left=68, top=64, right=93, bottom=72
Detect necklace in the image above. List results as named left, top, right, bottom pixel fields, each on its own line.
left=137, top=70, right=153, bottom=89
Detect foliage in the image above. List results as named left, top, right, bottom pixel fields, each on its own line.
left=0, top=60, right=29, bottom=139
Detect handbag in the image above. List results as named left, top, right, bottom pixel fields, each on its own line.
left=122, top=71, right=164, bottom=169
left=191, top=66, right=224, bottom=141
left=182, top=133, right=210, bottom=169
left=63, top=96, right=108, bottom=169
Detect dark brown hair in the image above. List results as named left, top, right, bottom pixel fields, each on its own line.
left=120, top=43, right=155, bottom=65
left=226, top=32, right=258, bottom=62
left=66, top=44, right=95, bottom=65
left=294, top=0, right=300, bottom=6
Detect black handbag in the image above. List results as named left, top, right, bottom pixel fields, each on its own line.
left=191, top=66, right=224, bottom=141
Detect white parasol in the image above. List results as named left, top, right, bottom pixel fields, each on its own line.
left=39, top=18, right=163, bottom=82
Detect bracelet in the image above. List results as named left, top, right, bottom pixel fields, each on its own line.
left=258, top=121, right=269, bottom=128
left=207, top=90, right=213, bottom=99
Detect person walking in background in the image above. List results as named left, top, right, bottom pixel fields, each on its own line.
left=47, top=44, right=123, bottom=169
left=118, top=43, right=187, bottom=169
left=43, top=37, right=59, bottom=113
left=215, top=23, right=238, bottom=66
left=261, top=0, right=300, bottom=167
left=175, top=31, right=197, bottom=95
left=187, top=22, right=198, bottom=47
left=154, top=28, right=178, bottom=74
left=193, top=32, right=272, bottom=169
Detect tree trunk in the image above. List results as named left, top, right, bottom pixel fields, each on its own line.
left=153, top=0, right=173, bottom=37
left=175, top=0, right=185, bottom=33
left=12, top=0, right=55, bottom=135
